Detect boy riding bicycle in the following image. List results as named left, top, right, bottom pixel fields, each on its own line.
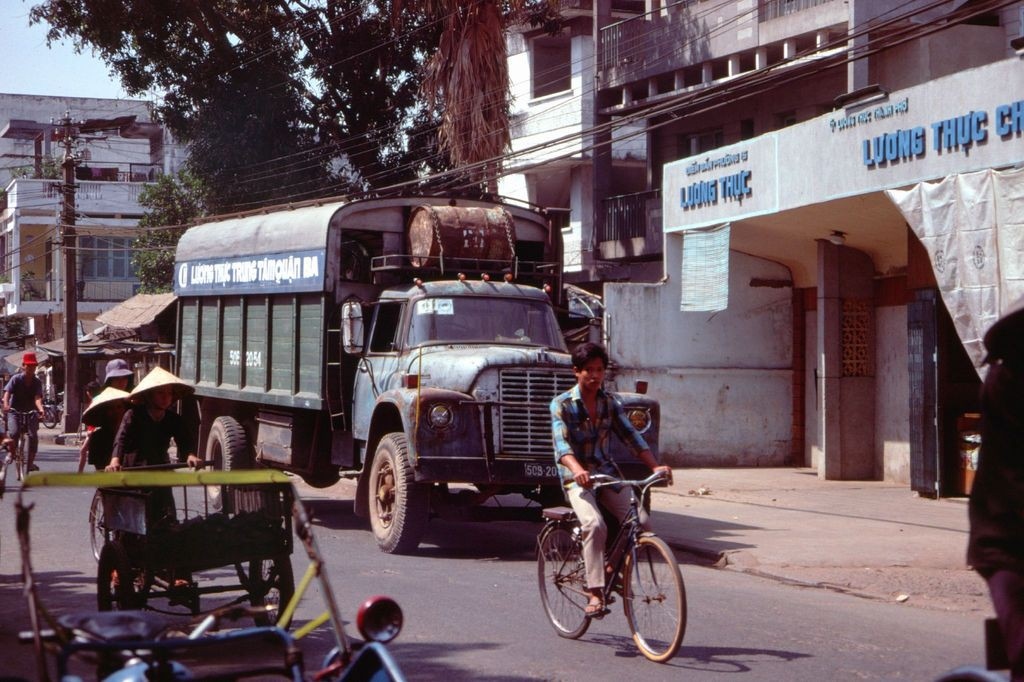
left=550, top=342, right=672, bottom=618
left=2, top=351, right=46, bottom=474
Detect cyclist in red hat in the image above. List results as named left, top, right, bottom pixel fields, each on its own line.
left=2, top=351, right=46, bottom=473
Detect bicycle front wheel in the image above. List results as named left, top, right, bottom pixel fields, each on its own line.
left=623, top=534, right=686, bottom=662
left=537, top=525, right=590, bottom=639
left=42, top=407, right=58, bottom=429
left=14, top=439, right=25, bottom=481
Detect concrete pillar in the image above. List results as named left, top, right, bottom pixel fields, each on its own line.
left=674, top=69, right=686, bottom=90
left=755, top=47, right=768, bottom=70
left=847, top=0, right=871, bottom=91
left=816, top=30, right=830, bottom=50
left=816, top=239, right=877, bottom=480
left=648, top=77, right=658, bottom=98
left=728, top=55, right=741, bottom=77
left=701, top=62, right=713, bottom=85
left=783, top=39, right=797, bottom=60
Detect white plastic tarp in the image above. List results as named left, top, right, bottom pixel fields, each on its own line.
left=885, top=167, right=1024, bottom=372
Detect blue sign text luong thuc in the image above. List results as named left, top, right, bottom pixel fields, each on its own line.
left=680, top=170, right=752, bottom=210
left=862, top=100, right=1024, bottom=168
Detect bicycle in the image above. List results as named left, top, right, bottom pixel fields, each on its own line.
left=536, top=470, right=686, bottom=663
left=0, top=409, right=39, bottom=490
left=42, top=396, right=62, bottom=429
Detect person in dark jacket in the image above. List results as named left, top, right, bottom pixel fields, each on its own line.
left=968, top=298, right=1024, bottom=681
left=107, top=366, right=199, bottom=471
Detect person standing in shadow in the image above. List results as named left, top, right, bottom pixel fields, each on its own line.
left=969, top=299, right=1024, bottom=681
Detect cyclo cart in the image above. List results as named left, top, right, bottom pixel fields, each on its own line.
left=14, top=469, right=408, bottom=681
left=91, top=464, right=294, bottom=617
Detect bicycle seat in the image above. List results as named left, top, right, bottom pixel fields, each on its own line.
left=542, top=506, right=576, bottom=522
left=58, top=610, right=183, bottom=642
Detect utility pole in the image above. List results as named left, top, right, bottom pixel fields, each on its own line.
left=58, top=112, right=80, bottom=434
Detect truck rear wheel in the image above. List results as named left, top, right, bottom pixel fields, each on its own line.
left=369, top=433, right=428, bottom=554
left=207, top=416, right=252, bottom=471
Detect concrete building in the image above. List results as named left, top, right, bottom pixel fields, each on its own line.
left=0, top=93, right=183, bottom=340
left=502, top=0, right=1024, bottom=496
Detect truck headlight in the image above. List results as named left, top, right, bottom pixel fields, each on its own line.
left=427, top=403, right=454, bottom=429
left=626, top=407, right=651, bottom=433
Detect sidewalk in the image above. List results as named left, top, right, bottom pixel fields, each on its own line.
left=651, top=467, right=991, bottom=614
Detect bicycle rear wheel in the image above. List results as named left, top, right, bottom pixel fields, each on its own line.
left=623, top=534, right=686, bottom=662
left=537, top=525, right=590, bottom=639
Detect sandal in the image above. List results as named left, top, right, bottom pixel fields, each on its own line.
left=585, top=598, right=607, bottom=618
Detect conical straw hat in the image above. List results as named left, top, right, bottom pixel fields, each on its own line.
left=82, top=387, right=130, bottom=427
left=129, top=366, right=195, bottom=403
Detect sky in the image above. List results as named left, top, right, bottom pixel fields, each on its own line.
left=0, top=0, right=130, bottom=99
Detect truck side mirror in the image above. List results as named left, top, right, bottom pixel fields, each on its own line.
left=342, top=301, right=364, bottom=354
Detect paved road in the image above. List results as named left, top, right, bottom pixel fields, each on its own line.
left=0, top=438, right=992, bottom=680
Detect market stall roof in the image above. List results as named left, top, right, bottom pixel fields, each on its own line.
left=36, top=336, right=173, bottom=359
left=95, top=292, right=176, bottom=330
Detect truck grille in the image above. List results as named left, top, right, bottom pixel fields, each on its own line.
left=498, top=368, right=576, bottom=458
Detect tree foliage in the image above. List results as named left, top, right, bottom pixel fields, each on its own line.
left=132, top=172, right=208, bottom=293
left=30, top=1, right=447, bottom=211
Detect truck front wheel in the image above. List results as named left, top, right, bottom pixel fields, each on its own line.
left=369, top=433, right=428, bottom=554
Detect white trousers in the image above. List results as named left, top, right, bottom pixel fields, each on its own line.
left=565, top=484, right=650, bottom=590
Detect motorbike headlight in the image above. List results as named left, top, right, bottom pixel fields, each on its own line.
left=427, top=403, right=454, bottom=429
left=626, top=407, right=651, bottom=433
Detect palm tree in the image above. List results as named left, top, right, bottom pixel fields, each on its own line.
left=396, top=0, right=535, bottom=192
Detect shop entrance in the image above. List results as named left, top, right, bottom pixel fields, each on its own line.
left=908, top=289, right=982, bottom=497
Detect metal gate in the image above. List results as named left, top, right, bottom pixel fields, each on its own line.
left=908, top=290, right=939, bottom=496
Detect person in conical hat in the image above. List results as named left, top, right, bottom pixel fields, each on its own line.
left=78, top=387, right=130, bottom=473
left=107, top=367, right=199, bottom=471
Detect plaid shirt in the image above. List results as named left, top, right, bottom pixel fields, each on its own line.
left=551, top=384, right=650, bottom=487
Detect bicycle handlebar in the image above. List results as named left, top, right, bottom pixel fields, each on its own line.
left=590, top=470, right=670, bottom=492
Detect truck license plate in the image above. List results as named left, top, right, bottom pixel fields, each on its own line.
left=523, top=463, right=558, bottom=478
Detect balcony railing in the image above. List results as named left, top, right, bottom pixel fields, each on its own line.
left=599, top=0, right=838, bottom=86
left=75, top=163, right=162, bottom=183
left=759, top=0, right=836, bottom=22
left=598, top=189, right=662, bottom=259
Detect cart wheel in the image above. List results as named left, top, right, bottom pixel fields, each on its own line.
left=89, top=490, right=106, bottom=563
left=97, top=543, right=140, bottom=611
left=247, top=555, right=295, bottom=628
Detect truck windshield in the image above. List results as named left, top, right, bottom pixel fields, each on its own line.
left=407, top=296, right=567, bottom=351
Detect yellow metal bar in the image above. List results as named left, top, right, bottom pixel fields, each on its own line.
left=21, top=470, right=292, bottom=488
left=278, top=561, right=318, bottom=632
left=292, top=611, right=331, bottom=640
